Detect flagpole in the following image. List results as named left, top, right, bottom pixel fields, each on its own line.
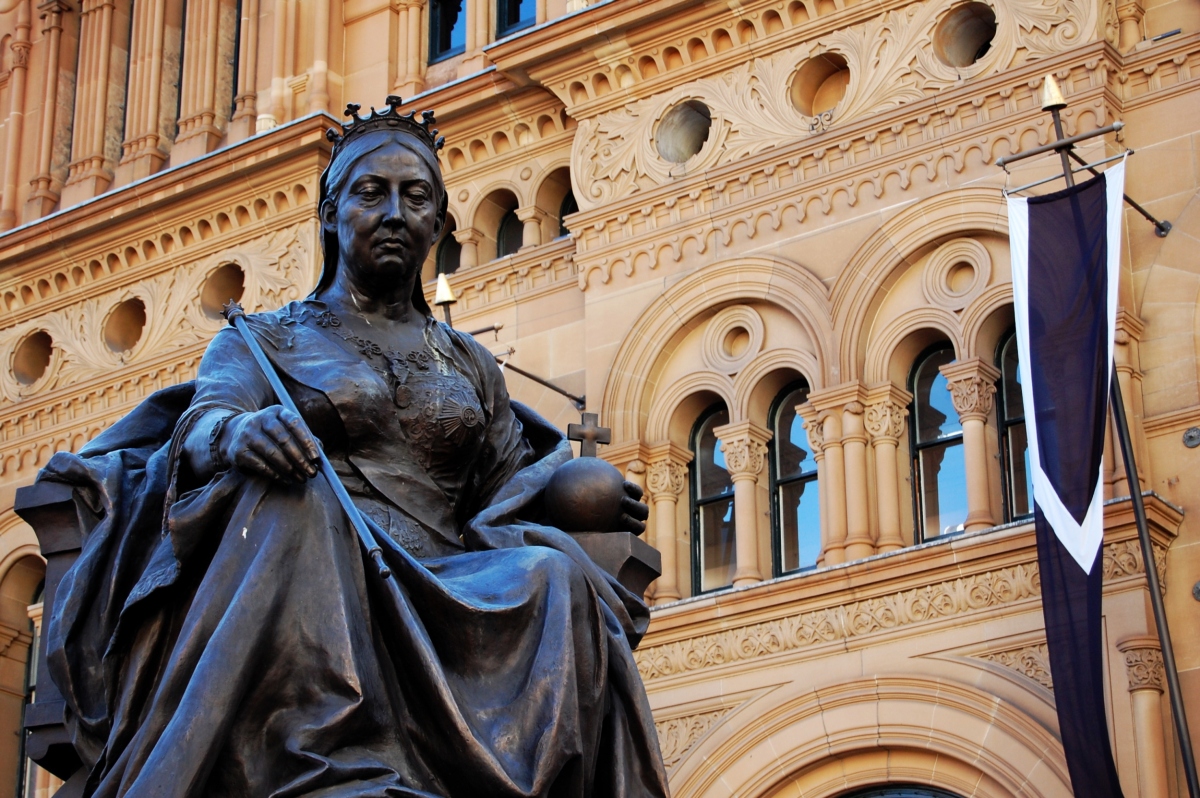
left=1110, top=373, right=1200, bottom=797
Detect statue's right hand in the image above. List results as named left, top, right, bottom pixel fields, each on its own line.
left=218, top=407, right=321, bottom=483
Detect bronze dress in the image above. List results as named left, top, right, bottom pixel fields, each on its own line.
left=40, top=300, right=669, bottom=798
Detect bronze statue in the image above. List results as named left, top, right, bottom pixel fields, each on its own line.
left=36, top=98, right=668, bottom=797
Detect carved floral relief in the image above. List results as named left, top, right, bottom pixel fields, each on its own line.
left=571, top=0, right=1098, bottom=209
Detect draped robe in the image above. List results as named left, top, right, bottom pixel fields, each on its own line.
left=39, top=301, right=669, bottom=798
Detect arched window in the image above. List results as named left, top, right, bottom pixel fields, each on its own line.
left=691, top=405, right=735, bottom=593
left=770, top=381, right=820, bottom=575
left=557, top=190, right=577, bottom=238
left=840, top=786, right=965, bottom=798
left=496, top=210, right=523, bottom=258
left=909, top=344, right=968, bottom=540
left=430, top=0, right=467, bottom=62
left=496, top=0, right=536, bottom=38
left=437, top=223, right=462, bottom=275
left=997, top=330, right=1032, bottom=520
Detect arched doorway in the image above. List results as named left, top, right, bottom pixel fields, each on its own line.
left=840, top=788, right=965, bottom=798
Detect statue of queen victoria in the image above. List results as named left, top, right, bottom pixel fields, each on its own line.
left=34, top=99, right=670, bottom=797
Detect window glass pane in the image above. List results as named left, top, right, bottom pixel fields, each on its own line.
left=914, top=348, right=960, bottom=443
left=498, top=0, right=536, bottom=34
left=497, top=210, right=523, bottom=258
left=431, top=0, right=466, bottom=58
left=774, top=386, right=816, bottom=479
left=918, top=440, right=968, bottom=537
left=1001, top=335, right=1024, bottom=421
left=437, top=234, right=461, bottom=275
left=699, top=497, right=736, bottom=591
left=696, top=408, right=732, bottom=498
left=1007, top=421, right=1033, bottom=517
left=558, top=190, right=578, bottom=238
left=778, top=478, right=820, bottom=572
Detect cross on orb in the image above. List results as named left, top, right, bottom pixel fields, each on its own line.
left=567, top=413, right=611, bottom=458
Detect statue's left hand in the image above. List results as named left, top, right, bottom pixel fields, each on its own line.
left=617, top=481, right=650, bottom=535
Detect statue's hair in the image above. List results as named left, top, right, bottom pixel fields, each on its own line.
left=311, top=99, right=449, bottom=314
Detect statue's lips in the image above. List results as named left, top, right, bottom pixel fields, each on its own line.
left=373, top=239, right=407, bottom=253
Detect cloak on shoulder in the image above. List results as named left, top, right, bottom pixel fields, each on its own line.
left=38, top=306, right=667, bottom=798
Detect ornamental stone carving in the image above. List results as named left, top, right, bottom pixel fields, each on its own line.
left=646, top=459, right=687, bottom=499
left=864, top=400, right=907, bottom=442
left=940, top=359, right=1000, bottom=422
left=654, top=708, right=735, bottom=771
left=978, top=643, right=1054, bottom=690
left=720, top=437, right=768, bottom=478
left=801, top=417, right=825, bottom=454
left=570, top=0, right=1099, bottom=208
left=1118, top=639, right=1165, bottom=692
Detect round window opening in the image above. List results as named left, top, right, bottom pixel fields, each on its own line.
left=656, top=100, right=712, bottom=164
left=790, top=53, right=850, bottom=117
left=200, top=263, right=246, bottom=319
left=104, top=298, right=148, bottom=354
left=13, top=330, right=53, bottom=385
left=933, top=2, right=997, bottom=69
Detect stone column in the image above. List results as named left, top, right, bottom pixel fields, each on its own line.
left=229, top=0, right=260, bottom=139
left=940, top=359, right=999, bottom=533
left=0, top=0, right=32, bottom=230
left=307, top=0, right=330, bottom=113
left=453, top=227, right=482, bottom=270
left=1114, top=313, right=1149, bottom=492
left=865, top=385, right=911, bottom=554
left=646, top=443, right=690, bottom=604
left=516, top=205, right=545, bottom=250
left=841, top=401, right=873, bottom=560
left=461, top=0, right=489, bottom=75
left=175, top=0, right=229, bottom=158
left=118, top=0, right=170, bottom=180
left=394, top=0, right=426, bottom=97
left=61, top=0, right=121, bottom=204
left=818, top=409, right=846, bottom=564
left=1116, top=1, right=1145, bottom=52
left=25, top=0, right=70, bottom=218
left=1117, top=637, right=1169, bottom=798
left=714, top=420, right=770, bottom=586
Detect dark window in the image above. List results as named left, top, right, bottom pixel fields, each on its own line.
left=840, top=787, right=965, bottom=798
left=909, top=344, right=968, bottom=540
left=997, top=330, right=1032, bottom=521
left=557, top=190, right=577, bottom=238
left=430, top=0, right=466, bottom=62
left=496, top=209, right=523, bottom=258
left=770, top=381, right=820, bottom=575
left=691, top=405, right=736, bottom=593
left=496, top=0, right=536, bottom=38
left=437, top=233, right=462, bottom=275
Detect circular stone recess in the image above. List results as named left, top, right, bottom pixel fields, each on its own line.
left=933, top=2, right=997, bottom=69
left=655, top=100, right=712, bottom=163
left=201, top=263, right=247, bottom=319
left=104, top=298, right=148, bottom=354
left=12, top=330, right=53, bottom=385
left=791, top=53, right=850, bottom=117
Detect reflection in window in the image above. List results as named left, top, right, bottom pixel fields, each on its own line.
left=497, top=210, right=523, bottom=258
left=909, top=344, right=968, bottom=540
left=557, top=190, right=577, bottom=238
left=430, top=0, right=466, bottom=62
left=691, top=405, right=735, bottom=593
left=497, top=0, right=536, bottom=38
left=998, top=331, right=1032, bottom=520
left=770, top=382, right=820, bottom=575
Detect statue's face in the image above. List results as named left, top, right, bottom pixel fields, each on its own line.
left=321, top=141, right=444, bottom=292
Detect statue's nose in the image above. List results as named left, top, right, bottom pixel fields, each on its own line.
left=381, top=189, right=405, bottom=227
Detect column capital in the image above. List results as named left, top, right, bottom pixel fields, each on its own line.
left=939, top=358, right=1000, bottom=422
left=864, top=383, right=912, bottom=445
left=713, top=420, right=771, bottom=479
left=795, top=402, right=825, bottom=455
left=1115, top=0, right=1144, bottom=23
left=646, top=459, right=687, bottom=499
left=806, top=381, right=868, bottom=415
left=1117, top=636, right=1165, bottom=693
left=453, top=226, right=483, bottom=245
left=515, top=205, right=548, bottom=223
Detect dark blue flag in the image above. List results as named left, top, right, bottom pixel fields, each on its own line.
left=1008, top=159, right=1125, bottom=798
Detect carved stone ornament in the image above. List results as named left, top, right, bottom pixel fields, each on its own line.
left=945, top=373, right=997, bottom=420
left=864, top=400, right=907, bottom=442
left=570, top=0, right=1099, bottom=209
left=720, top=437, right=768, bottom=478
left=801, top=417, right=825, bottom=454
left=655, top=708, right=735, bottom=771
left=646, top=459, right=687, bottom=499
left=978, top=643, right=1053, bottom=690
left=1122, top=646, right=1165, bottom=692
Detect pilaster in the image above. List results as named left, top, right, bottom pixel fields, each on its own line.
left=1116, top=0, right=1145, bottom=53
left=516, top=205, right=547, bottom=250
left=1117, top=636, right=1169, bottom=798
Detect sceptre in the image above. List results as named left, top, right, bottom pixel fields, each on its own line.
left=221, top=300, right=392, bottom=579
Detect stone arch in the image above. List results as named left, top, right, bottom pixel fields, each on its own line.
left=863, top=307, right=964, bottom=385
left=602, top=256, right=833, bottom=445
left=646, top=371, right=735, bottom=444
left=463, top=180, right=526, bottom=234
left=833, top=189, right=1008, bottom=383
left=670, top=677, right=1070, bottom=798
left=732, top=348, right=821, bottom=425
left=960, top=284, right=1014, bottom=363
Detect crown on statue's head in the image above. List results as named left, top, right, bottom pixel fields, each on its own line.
left=325, top=96, right=444, bottom=156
